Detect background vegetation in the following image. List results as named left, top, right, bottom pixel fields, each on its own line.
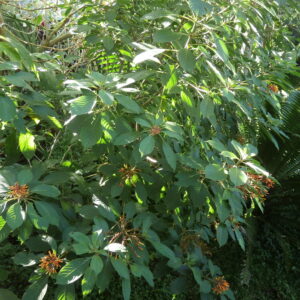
left=0, top=0, right=299, bottom=299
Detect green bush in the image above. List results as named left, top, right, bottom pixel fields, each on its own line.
left=0, top=0, right=299, bottom=299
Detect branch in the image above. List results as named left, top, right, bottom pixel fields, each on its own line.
left=42, top=6, right=86, bottom=47
left=47, top=33, right=73, bottom=47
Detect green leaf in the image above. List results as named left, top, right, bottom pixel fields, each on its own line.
left=113, top=132, right=139, bottom=146
left=92, top=195, right=116, bottom=222
left=55, top=285, right=75, bottom=300
left=27, top=203, right=49, bottom=230
left=162, top=142, right=177, bottom=170
left=70, top=232, right=90, bottom=246
left=140, top=265, right=154, bottom=287
left=115, top=95, right=142, bottom=114
left=180, top=91, right=194, bottom=108
left=139, top=135, right=155, bottom=156
left=142, top=9, right=174, bottom=20
left=0, top=96, right=16, bottom=121
left=178, top=49, right=196, bottom=73
left=98, top=90, right=114, bottom=106
left=111, top=258, right=130, bottom=279
left=216, top=225, right=228, bottom=246
left=0, top=289, right=19, bottom=300
left=189, top=0, right=213, bottom=16
left=214, top=34, right=229, bottom=63
left=103, top=36, right=114, bottom=51
left=22, top=277, right=48, bottom=300
left=34, top=201, right=60, bottom=227
left=0, top=225, right=10, bottom=242
left=13, top=252, right=38, bottom=267
left=81, top=268, right=96, bottom=297
left=0, top=217, right=6, bottom=231
left=122, top=278, right=131, bottom=300
left=57, top=258, right=90, bottom=285
left=79, top=114, right=102, bottom=148
left=245, top=161, right=269, bottom=177
left=19, top=132, right=36, bottom=160
left=17, top=169, right=33, bottom=185
left=191, top=267, right=202, bottom=285
left=200, top=280, right=211, bottom=293
left=206, top=60, right=226, bottom=85
left=6, top=203, right=25, bottom=230
left=69, top=94, right=96, bottom=116
left=220, top=151, right=238, bottom=160
left=151, top=241, right=175, bottom=260
left=153, top=29, right=181, bottom=43
left=133, top=48, right=165, bottom=64
left=235, top=229, right=245, bottom=251
left=229, top=168, right=248, bottom=186
left=164, top=65, right=177, bottom=93
left=205, top=164, right=227, bottom=181
left=70, top=232, right=91, bottom=254
left=43, top=171, right=72, bottom=185
left=5, top=72, right=36, bottom=91
left=90, top=255, right=103, bottom=275
left=31, top=184, right=60, bottom=198
left=200, top=98, right=214, bottom=118
left=73, top=243, right=90, bottom=255
left=207, top=139, right=227, bottom=152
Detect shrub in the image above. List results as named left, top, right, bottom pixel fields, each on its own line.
left=0, top=0, right=299, bottom=299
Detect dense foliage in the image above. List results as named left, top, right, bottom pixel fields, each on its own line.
left=0, top=0, right=299, bottom=299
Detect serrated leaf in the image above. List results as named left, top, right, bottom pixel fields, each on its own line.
left=151, top=241, right=175, bottom=260
left=17, top=169, right=33, bottom=185
left=205, top=164, right=226, bottom=181
left=113, top=132, right=138, bottom=145
left=111, top=258, right=130, bottom=279
left=68, top=94, right=96, bottom=116
left=92, top=195, right=116, bottom=222
left=6, top=203, right=25, bottom=230
left=31, top=184, right=60, bottom=198
left=70, top=232, right=90, bottom=246
left=34, top=201, right=60, bottom=226
left=115, top=95, right=142, bottom=114
left=139, top=135, right=155, bottom=156
left=27, top=203, right=49, bottom=231
left=22, top=277, right=48, bottom=300
left=98, top=90, right=114, bottom=106
left=55, top=285, right=75, bottom=300
left=122, top=278, right=131, bottom=300
left=19, top=132, right=36, bottom=160
left=216, top=225, right=228, bottom=246
left=142, top=9, right=174, bottom=20
left=81, top=268, right=96, bottom=297
left=229, top=168, right=248, bottom=186
left=200, top=98, right=214, bottom=118
left=220, top=151, right=238, bottom=160
left=90, top=255, right=103, bottom=275
left=13, top=252, right=38, bottom=267
left=214, top=34, right=229, bottom=63
left=178, top=49, right=196, bottom=73
left=79, top=114, right=102, bottom=148
left=0, top=96, right=16, bottom=121
left=162, top=142, right=176, bottom=170
left=188, top=0, right=213, bottom=16
left=133, top=48, right=165, bottom=64
left=153, top=29, right=181, bottom=43
left=57, top=258, right=90, bottom=285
